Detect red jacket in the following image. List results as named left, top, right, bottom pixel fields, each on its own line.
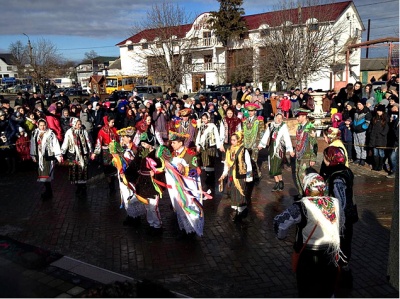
left=46, top=114, right=63, bottom=142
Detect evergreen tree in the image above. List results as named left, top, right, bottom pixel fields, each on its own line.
left=208, top=0, right=248, bottom=83
left=208, top=0, right=247, bottom=47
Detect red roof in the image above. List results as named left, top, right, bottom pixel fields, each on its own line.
left=116, top=24, right=192, bottom=46
left=244, top=1, right=352, bottom=29
left=117, top=1, right=352, bottom=46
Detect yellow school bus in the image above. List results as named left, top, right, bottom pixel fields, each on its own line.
left=105, top=75, right=148, bottom=94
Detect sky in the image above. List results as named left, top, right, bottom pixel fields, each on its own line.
left=0, top=0, right=398, bottom=63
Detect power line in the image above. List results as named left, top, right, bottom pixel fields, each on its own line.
left=59, top=45, right=117, bottom=51
left=356, top=0, right=398, bottom=7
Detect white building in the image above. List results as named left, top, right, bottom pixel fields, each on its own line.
left=116, top=1, right=364, bottom=93
left=0, top=54, right=18, bottom=84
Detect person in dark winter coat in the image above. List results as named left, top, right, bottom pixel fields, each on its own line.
left=339, top=117, right=354, bottom=162
left=368, top=104, right=389, bottom=171
left=352, top=98, right=372, bottom=166
left=386, top=103, right=399, bottom=178
left=336, top=83, right=361, bottom=112
left=60, top=108, right=71, bottom=136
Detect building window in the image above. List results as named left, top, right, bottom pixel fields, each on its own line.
left=204, top=55, right=213, bottom=71
left=282, top=26, right=293, bottom=35
left=142, top=43, right=148, bottom=49
left=127, top=45, right=133, bottom=51
left=260, top=29, right=270, bottom=36
left=156, top=42, right=162, bottom=48
left=239, top=32, right=249, bottom=40
left=308, top=23, right=319, bottom=32
left=7, top=66, right=12, bottom=71
left=203, top=31, right=212, bottom=46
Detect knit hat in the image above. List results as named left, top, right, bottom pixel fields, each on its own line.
left=155, top=102, right=162, bottom=108
left=366, top=99, right=374, bottom=107
left=359, top=98, right=367, bottom=106
left=346, top=101, right=355, bottom=109
left=380, top=99, right=389, bottom=107
left=48, top=104, right=57, bottom=112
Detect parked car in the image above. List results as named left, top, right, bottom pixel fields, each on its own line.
left=215, top=84, right=232, bottom=92
left=65, top=89, right=90, bottom=103
left=193, top=90, right=232, bottom=102
left=134, top=85, right=163, bottom=101
left=6, top=85, right=22, bottom=93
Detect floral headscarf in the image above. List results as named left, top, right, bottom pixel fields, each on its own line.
left=323, top=146, right=346, bottom=166
left=303, top=173, right=326, bottom=196
left=324, top=127, right=341, bottom=144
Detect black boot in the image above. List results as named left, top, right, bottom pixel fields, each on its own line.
left=377, top=157, right=383, bottom=171
left=42, top=182, right=53, bottom=200
left=278, top=180, right=284, bottom=191
left=360, top=159, right=365, bottom=166
left=372, top=156, right=378, bottom=170
left=272, top=182, right=279, bottom=192
left=80, top=184, right=87, bottom=197
left=75, top=184, right=82, bottom=195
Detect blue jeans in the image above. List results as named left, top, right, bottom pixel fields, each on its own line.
left=373, top=148, right=385, bottom=157
left=389, top=148, right=398, bottom=173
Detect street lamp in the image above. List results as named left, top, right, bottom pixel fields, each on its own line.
left=23, top=33, right=35, bottom=92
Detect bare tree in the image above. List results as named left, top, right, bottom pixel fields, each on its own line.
left=84, top=50, right=98, bottom=60
left=258, top=0, right=348, bottom=89
left=9, top=38, right=64, bottom=93
left=129, top=1, right=197, bottom=91
left=227, top=47, right=254, bottom=84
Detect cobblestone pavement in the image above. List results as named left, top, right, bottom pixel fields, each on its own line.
left=0, top=147, right=398, bottom=298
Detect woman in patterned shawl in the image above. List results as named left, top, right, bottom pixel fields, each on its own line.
left=30, top=118, right=63, bottom=200
left=273, top=172, right=345, bottom=297
left=61, top=117, right=93, bottom=198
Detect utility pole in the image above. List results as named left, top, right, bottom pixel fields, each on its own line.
left=366, top=19, right=371, bottom=58
left=23, top=33, right=35, bottom=92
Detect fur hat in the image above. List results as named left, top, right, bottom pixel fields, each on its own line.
left=179, top=108, right=192, bottom=117
left=376, top=104, right=386, bottom=112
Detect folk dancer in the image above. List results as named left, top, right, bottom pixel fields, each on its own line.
left=219, top=131, right=253, bottom=222
left=258, top=113, right=294, bottom=192
left=242, top=102, right=264, bottom=202
left=165, top=131, right=208, bottom=237
left=173, top=108, right=197, bottom=149
left=91, top=115, right=120, bottom=194
left=61, top=117, right=93, bottom=198
left=291, top=109, right=318, bottom=200
left=30, top=118, right=63, bottom=200
left=111, top=127, right=147, bottom=227
left=274, top=172, right=345, bottom=297
left=195, top=112, right=225, bottom=194
left=133, top=131, right=166, bottom=233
